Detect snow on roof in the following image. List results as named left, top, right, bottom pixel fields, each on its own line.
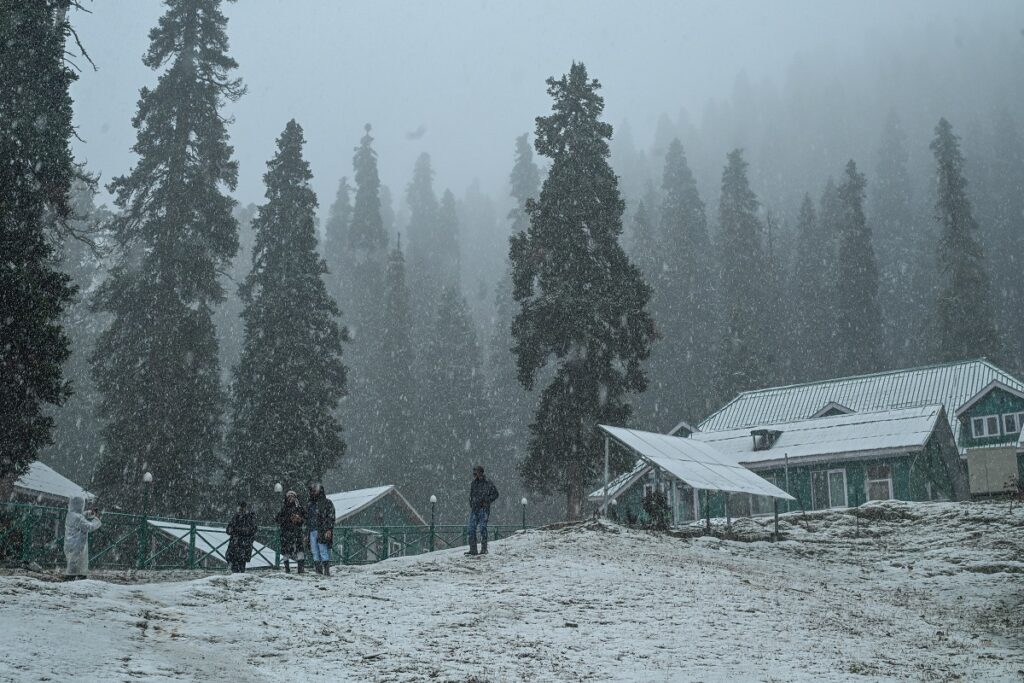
left=692, top=405, right=945, bottom=467
left=14, top=461, right=94, bottom=502
left=587, top=459, right=651, bottom=501
left=599, top=425, right=795, bottom=500
left=698, top=359, right=1024, bottom=445
left=327, top=485, right=426, bottom=525
left=147, top=520, right=276, bottom=569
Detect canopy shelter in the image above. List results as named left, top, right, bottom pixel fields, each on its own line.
left=597, top=425, right=795, bottom=529
left=147, top=520, right=277, bottom=570
left=12, top=462, right=94, bottom=505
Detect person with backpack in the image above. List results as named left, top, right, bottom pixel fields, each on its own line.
left=306, top=483, right=336, bottom=575
left=226, top=501, right=258, bottom=573
left=275, top=490, right=306, bottom=574
left=465, top=465, right=499, bottom=556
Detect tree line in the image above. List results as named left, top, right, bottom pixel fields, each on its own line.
left=4, top=0, right=1018, bottom=521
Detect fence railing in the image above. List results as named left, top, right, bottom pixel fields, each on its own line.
left=0, top=502, right=529, bottom=572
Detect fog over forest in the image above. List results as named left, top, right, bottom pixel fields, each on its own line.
left=11, top=0, right=1024, bottom=525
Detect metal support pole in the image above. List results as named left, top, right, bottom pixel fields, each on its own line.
left=429, top=502, right=436, bottom=553
left=705, top=491, right=711, bottom=535
left=382, top=528, right=389, bottom=560
left=725, top=494, right=731, bottom=531
left=603, top=436, right=610, bottom=516
left=784, top=453, right=791, bottom=513
left=773, top=499, right=779, bottom=541
left=188, top=522, right=197, bottom=569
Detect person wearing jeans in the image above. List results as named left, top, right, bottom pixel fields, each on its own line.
left=466, top=465, right=499, bottom=556
left=306, top=483, right=336, bottom=575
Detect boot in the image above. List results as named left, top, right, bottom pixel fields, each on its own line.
left=465, top=537, right=478, bottom=556
left=297, top=560, right=305, bottom=574
left=284, top=559, right=291, bottom=574
left=314, top=561, right=323, bottom=575
left=322, top=561, right=330, bottom=576
left=481, top=539, right=488, bottom=555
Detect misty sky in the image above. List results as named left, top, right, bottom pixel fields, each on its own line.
left=70, top=0, right=1023, bottom=215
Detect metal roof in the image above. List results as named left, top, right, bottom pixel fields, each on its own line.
left=599, top=425, right=795, bottom=500
left=692, top=405, right=945, bottom=467
left=327, top=485, right=426, bottom=525
left=587, top=460, right=651, bottom=501
left=698, top=359, right=1024, bottom=445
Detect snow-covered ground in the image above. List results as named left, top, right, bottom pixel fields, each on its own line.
left=1, top=500, right=1021, bottom=682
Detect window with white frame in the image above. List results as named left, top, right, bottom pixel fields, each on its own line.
left=865, top=464, right=893, bottom=501
left=811, top=469, right=848, bottom=509
left=1002, top=411, right=1024, bottom=435
left=971, top=414, right=1001, bottom=439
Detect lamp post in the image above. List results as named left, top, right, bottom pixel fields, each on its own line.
left=274, top=482, right=283, bottom=495
left=429, top=495, right=437, bottom=552
left=521, top=497, right=528, bottom=530
left=139, top=472, right=153, bottom=570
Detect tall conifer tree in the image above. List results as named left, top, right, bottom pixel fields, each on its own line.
left=649, top=139, right=714, bottom=423
left=510, top=63, right=655, bottom=519
left=790, top=194, right=832, bottom=380
left=228, top=121, right=347, bottom=512
left=0, top=0, right=78, bottom=482
left=834, top=160, right=883, bottom=375
left=930, top=118, right=1000, bottom=362
left=406, top=153, right=441, bottom=299
left=717, top=149, right=769, bottom=399
left=322, top=177, right=352, bottom=313
left=91, top=0, right=243, bottom=515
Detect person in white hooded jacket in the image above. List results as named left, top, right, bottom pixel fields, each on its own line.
left=64, top=495, right=101, bottom=580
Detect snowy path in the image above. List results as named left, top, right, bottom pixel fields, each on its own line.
left=1, top=501, right=1021, bottom=682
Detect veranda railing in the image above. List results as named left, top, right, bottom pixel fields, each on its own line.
left=0, top=502, right=529, bottom=572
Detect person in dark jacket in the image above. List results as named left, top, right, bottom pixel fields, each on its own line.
left=275, top=490, right=306, bottom=574
left=466, top=465, right=499, bottom=555
left=226, top=501, right=258, bottom=573
left=306, top=483, right=337, bottom=575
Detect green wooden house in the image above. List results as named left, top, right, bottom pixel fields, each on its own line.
left=326, top=485, right=427, bottom=563
left=592, top=359, right=1024, bottom=525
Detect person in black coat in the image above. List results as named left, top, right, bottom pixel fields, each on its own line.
left=466, top=465, right=499, bottom=555
left=275, top=491, right=306, bottom=574
left=226, top=501, right=258, bottom=573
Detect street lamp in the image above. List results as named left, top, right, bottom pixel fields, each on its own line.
left=142, top=472, right=153, bottom=515
left=521, top=497, right=528, bottom=530
left=138, top=471, right=153, bottom=570
left=429, top=495, right=437, bottom=552
left=275, top=482, right=283, bottom=494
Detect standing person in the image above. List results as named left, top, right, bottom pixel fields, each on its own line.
left=306, top=483, right=336, bottom=575
left=466, top=465, right=499, bottom=556
left=64, top=496, right=101, bottom=580
left=226, top=501, right=257, bottom=574
left=275, top=490, right=306, bottom=574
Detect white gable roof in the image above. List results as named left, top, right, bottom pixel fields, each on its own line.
left=599, top=425, right=795, bottom=500
left=698, top=359, right=1024, bottom=446
left=587, top=460, right=651, bottom=501
left=14, top=462, right=94, bottom=502
left=693, top=404, right=944, bottom=466
left=326, top=485, right=426, bottom=525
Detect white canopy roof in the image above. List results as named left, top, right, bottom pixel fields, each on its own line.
left=599, top=425, right=795, bottom=500
left=148, top=520, right=277, bottom=569
left=14, top=462, right=94, bottom=502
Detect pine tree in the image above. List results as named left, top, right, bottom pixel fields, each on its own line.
left=789, top=194, right=832, bottom=380
left=0, top=0, right=78, bottom=482
left=91, top=0, right=244, bottom=516
left=373, top=236, right=416, bottom=491
left=406, top=153, right=440, bottom=298
left=930, top=118, right=1000, bottom=362
left=988, top=108, right=1024, bottom=371
left=834, top=160, right=883, bottom=374
left=649, top=139, right=715, bottom=424
left=436, top=189, right=461, bottom=288
left=629, top=200, right=658, bottom=286
left=717, top=149, right=769, bottom=400
left=414, top=285, right=488, bottom=519
left=761, top=210, right=788, bottom=385
left=345, top=124, right=389, bottom=483
left=322, top=177, right=352, bottom=313
left=228, top=120, right=347, bottom=513
left=510, top=63, right=655, bottom=519
left=817, top=178, right=843, bottom=378
left=871, top=112, right=925, bottom=366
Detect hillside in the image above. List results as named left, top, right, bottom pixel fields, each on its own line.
left=1, top=501, right=1021, bottom=682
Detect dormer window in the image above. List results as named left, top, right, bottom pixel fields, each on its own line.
left=751, top=429, right=783, bottom=451
left=1003, top=412, right=1024, bottom=435
left=971, top=415, right=1000, bottom=439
